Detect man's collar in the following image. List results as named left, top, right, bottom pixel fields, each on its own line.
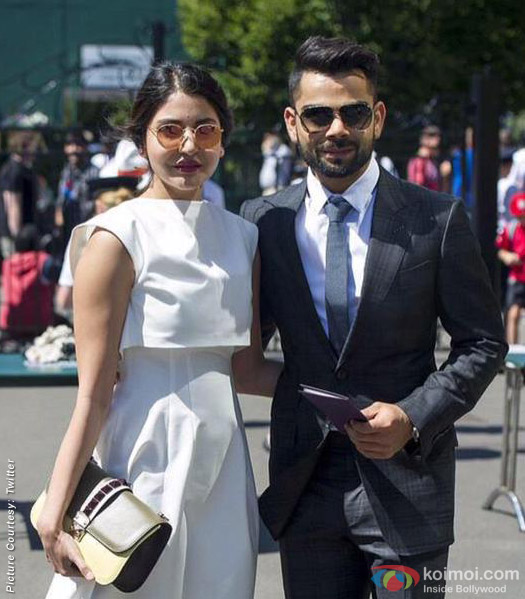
left=306, top=158, right=380, bottom=216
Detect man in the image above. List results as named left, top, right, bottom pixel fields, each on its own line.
left=56, top=132, right=99, bottom=248
left=0, top=131, right=40, bottom=258
left=241, top=36, right=506, bottom=598
left=407, top=124, right=442, bottom=191
left=259, top=131, right=294, bottom=195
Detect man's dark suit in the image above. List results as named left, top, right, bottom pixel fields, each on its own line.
left=241, top=168, right=506, bottom=556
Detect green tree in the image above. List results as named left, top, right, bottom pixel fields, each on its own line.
left=179, top=0, right=525, bottom=130
left=179, top=0, right=343, bottom=129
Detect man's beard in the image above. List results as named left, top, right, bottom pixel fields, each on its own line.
left=298, top=137, right=373, bottom=179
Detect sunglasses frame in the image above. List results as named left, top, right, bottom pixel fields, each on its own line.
left=149, top=122, right=223, bottom=150
left=295, top=102, right=374, bottom=134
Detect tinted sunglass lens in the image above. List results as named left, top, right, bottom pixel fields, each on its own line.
left=157, top=125, right=184, bottom=148
left=195, top=124, right=221, bottom=148
left=156, top=124, right=221, bottom=149
left=302, top=107, right=334, bottom=128
left=340, top=104, right=372, bottom=129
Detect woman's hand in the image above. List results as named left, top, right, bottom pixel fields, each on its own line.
left=38, top=521, right=94, bottom=580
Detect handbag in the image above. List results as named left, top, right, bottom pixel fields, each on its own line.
left=30, top=459, right=172, bottom=593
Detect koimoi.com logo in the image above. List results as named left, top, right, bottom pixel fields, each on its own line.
left=371, top=565, right=421, bottom=591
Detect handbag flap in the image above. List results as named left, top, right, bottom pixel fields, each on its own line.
left=86, top=490, right=165, bottom=553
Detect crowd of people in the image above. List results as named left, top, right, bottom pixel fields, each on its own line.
left=401, top=121, right=525, bottom=344
left=0, top=127, right=232, bottom=346
left=2, top=99, right=525, bottom=354
left=0, top=130, right=141, bottom=344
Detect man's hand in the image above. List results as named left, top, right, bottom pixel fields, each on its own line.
left=345, top=402, right=413, bottom=459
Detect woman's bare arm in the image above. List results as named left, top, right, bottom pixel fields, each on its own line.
left=37, top=229, right=134, bottom=579
left=232, top=251, right=283, bottom=397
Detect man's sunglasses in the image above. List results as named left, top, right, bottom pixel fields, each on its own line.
left=149, top=122, right=223, bottom=150
left=296, top=102, right=374, bottom=133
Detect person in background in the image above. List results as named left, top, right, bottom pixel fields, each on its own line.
left=0, top=130, right=40, bottom=258
left=259, top=131, right=294, bottom=195
left=406, top=124, right=442, bottom=191
left=373, top=150, right=398, bottom=177
left=55, top=132, right=99, bottom=248
left=98, top=138, right=148, bottom=178
left=450, top=127, right=474, bottom=210
left=499, top=128, right=517, bottom=159
left=497, top=191, right=525, bottom=344
left=507, top=142, right=525, bottom=198
left=55, top=182, right=135, bottom=314
left=498, top=148, right=518, bottom=307
left=498, top=147, right=517, bottom=228
left=203, top=178, right=226, bottom=208
left=90, top=138, right=117, bottom=172
left=0, top=224, right=55, bottom=341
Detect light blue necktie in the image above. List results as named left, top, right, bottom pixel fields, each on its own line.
left=325, top=195, right=354, bottom=354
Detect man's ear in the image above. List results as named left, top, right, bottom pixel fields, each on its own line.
left=284, top=107, right=299, bottom=145
left=373, top=101, right=387, bottom=141
left=219, top=146, right=225, bottom=158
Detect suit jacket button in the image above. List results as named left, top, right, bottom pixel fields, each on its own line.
left=336, top=368, right=348, bottom=380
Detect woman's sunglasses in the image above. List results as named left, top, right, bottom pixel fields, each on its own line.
left=149, top=122, right=223, bottom=150
left=296, top=102, right=374, bottom=133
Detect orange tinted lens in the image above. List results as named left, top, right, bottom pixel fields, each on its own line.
left=195, top=124, right=222, bottom=148
left=156, top=124, right=184, bottom=148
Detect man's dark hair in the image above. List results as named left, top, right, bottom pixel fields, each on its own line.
left=14, top=224, right=39, bottom=253
left=64, top=131, right=89, bottom=147
left=288, top=36, right=380, bottom=103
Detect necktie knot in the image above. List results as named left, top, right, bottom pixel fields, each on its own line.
left=326, top=195, right=353, bottom=223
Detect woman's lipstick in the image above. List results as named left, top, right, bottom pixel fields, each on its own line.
left=174, top=159, right=202, bottom=174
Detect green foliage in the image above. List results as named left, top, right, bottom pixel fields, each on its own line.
left=179, top=0, right=525, bottom=132
left=179, top=0, right=342, bottom=129
left=106, top=99, right=134, bottom=129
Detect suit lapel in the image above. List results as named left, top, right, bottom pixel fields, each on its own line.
left=337, top=170, right=416, bottom=366
left=270, top=181, right=338, bottom=362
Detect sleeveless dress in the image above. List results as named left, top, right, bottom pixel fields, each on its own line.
left=45, top=198, right=259, bottom=599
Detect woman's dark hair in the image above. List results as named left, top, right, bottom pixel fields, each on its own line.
left=289, top=36, right=380, bottom=103
left=14, top=224, right=39, bottom=253
left=124, top=62, right=234, bottom=150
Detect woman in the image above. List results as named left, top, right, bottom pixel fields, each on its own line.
left=37, top=63, right=282, bottom=599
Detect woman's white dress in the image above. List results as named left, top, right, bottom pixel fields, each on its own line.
left=45, top=198, right=259, bottom=599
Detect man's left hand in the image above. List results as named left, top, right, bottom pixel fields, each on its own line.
left=345, top=402, right=413, bottom=459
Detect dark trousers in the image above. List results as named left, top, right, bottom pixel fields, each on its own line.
left=279, top=433, right=449, bottom=599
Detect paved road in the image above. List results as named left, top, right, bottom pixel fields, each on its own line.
left=0, top=355, right=524, bottom=598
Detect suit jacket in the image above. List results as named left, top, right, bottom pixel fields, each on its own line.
left=240, top=168, right=507, bottom=555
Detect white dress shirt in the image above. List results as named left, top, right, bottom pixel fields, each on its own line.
left=295, top=158, right=380, bottom=337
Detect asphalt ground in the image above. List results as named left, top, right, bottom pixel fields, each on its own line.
left=0, top=349, right=524, bottom=598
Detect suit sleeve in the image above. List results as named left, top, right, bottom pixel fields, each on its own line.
left=398, top=200, right=507, bottom=460
left=240, top=199, right=277, bottom=349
